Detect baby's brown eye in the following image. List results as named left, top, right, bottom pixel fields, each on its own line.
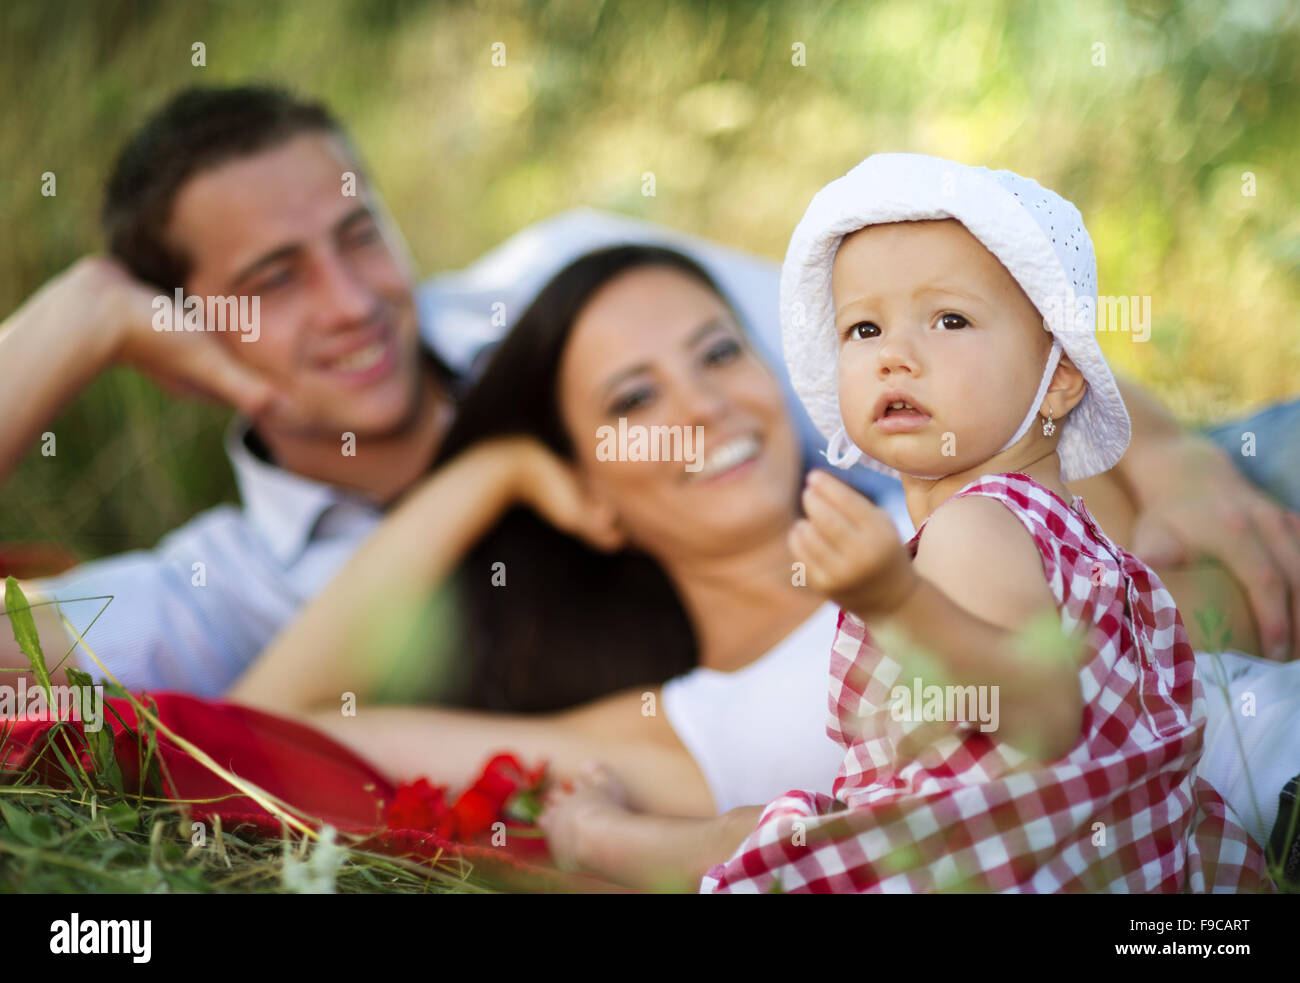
left=939, top=313, right=969, bottom=330
left=850, top=322, right=879, bottom=340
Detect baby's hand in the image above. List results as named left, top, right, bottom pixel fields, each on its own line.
left=791, top=470, right=918, bottom=615
left=537, top=762, right=629, bottom=872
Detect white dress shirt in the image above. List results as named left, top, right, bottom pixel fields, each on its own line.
left=29, top=423, right=383, bottom=695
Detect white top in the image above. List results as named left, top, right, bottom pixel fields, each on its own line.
left=662, top=602, right=845, bottom=813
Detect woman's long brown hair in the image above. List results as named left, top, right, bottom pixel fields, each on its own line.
left=431, top=245, right=746, bottom=712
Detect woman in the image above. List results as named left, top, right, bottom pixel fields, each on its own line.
left=230, top=245, right=830, bottom=819
left=228, top=245, right=1298, bottom=884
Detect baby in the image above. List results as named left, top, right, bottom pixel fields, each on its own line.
left=541, top=154, right=1273, bottom=893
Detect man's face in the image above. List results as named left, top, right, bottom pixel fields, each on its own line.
left=167, top=132, right=424, bottom=439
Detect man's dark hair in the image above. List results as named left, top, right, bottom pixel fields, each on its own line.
left=102, top=85, right=345, bottom=291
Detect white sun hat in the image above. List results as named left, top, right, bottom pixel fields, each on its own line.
left=781, top=152, right=1130, bottom=483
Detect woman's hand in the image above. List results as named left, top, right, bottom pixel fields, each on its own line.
left=538, top=768, right=765, bottom=890
left=791, top=469, right=917, bottom=616
left=537, top=761, right=631, bottom=872
left=504, top=438, right=626, bottom=552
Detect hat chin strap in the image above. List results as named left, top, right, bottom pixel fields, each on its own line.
left=998, top=337, right=1062, bottom=455
left=822, top=426, right=865, bottom=469
left=823, top=337, right=1063, bottom=480
left=823, top=423, right=948, bottom=481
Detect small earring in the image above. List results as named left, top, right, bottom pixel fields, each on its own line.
left=1041, top=408, right=1056, bottom=437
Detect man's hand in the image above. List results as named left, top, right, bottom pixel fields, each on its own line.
left=1126, top=435, right=1300, bottom=661
left=790, top=469, right=917, bottom=616
left=0, top=255, right=286, bottom=486
left=78, top=256, right=280, bottom=420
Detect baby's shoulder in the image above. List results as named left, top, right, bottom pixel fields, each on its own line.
left=918, top=492, right=1038, bottom=558
left=914, top=493, right=1056, bottom=619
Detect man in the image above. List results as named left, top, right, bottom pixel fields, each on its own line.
left=1, top=85, right=1298, bottom=696
left=0, top=87, right=453, bottom=692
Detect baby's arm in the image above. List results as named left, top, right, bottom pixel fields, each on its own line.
left=538, top=764, right=762, bottom=892
left=794, top=471, right=1083, bottom=760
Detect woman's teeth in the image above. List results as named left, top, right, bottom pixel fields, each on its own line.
left=329, top=341, right=387, bottom=373
left=693, top=435, right=760, bottom=480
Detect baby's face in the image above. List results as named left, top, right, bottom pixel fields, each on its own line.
left=831, top=218, right=1051, bottom=478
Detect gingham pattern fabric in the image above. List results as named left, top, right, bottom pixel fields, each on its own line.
left=702, top=473, right=1272, bottom=894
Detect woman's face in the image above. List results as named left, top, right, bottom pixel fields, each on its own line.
left=557, top=265, right=803, bottom=561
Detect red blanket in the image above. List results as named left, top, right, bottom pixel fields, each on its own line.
left=0, top=692, right=624, bottom=893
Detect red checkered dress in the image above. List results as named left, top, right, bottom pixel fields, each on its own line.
left=702, top=473, right=1273, bottom=893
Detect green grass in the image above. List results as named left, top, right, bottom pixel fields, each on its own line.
left=0, top=577, right=487, bottom=894
left=0, top=792, right=485, bottom=894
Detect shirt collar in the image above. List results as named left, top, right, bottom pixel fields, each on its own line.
left=225, top=419, right=376, bottom=566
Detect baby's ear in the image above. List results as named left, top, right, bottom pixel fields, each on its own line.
left=1043, top=352, right=1088, bottom=418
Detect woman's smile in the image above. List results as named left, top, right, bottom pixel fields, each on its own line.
left=685, top=432, right=764, bottom=484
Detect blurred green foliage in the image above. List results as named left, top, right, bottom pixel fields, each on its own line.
left=2, top=0, right=1298, bottom=559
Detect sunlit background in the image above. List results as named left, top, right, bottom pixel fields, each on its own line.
left=3, top=0, right=1298, bottom=558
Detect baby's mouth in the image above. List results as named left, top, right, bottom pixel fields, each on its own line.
left=872, top=391, right=932, bottom=421
left=872, top=393, right=933, bottom=433
left=883, top=400, right=923, bottom=418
